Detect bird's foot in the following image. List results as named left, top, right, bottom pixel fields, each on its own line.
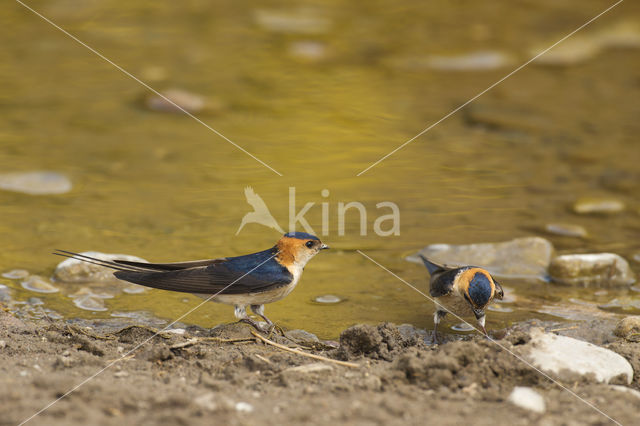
left=431, top=330, right=440, bottom=345
left=266, top=323, right=286, bottom=338
left=239, top=318, right=267, bottom=333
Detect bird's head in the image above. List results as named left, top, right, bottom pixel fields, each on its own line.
left=458, top=268, right=499, bottom=318
left=276, top=232, right=329, bottom=267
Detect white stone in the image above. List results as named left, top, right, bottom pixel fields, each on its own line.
left=407, top=237, right=553, bottom=280
left=53, top=252, right=147, bottom=283
left=235, top=401, right=254, bottom=413
left=549, top=253, right=635, bottom=287
left=508, top=387, right=546, bottom=413
left=524, top=328, right=633, bottom=384
left=283, top=362, right=333, bottom=375
left=0, top=171, right=71, bottom=195
left=21, top=276, right=59, bottom=293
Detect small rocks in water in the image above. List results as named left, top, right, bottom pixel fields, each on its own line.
left=0, top=171, right=71, bottom=195
left=613, top=316, right=640, bottom=340
left=523, top=328, right=633, bottom=384
left=407, top=237, right=554, bottom=280
left=508, top=387, right=546, bottom=414
left=532, top=35, right=600, bottom=66
left=21, top=276, right=59, bottom=293
left=122, top=284, right=147, bottom=294
left=2, top=269, right=29, bottom=279
left=314, top=294, right=342, bottom=304
left=544, top=223, right=587, bottom=238
left=549, top=253, right=635, bottom=287
left=254, top=9, right=330, bottom=34
left=145, top=89, right=207, bottom=114
left=288, top=41, right=327, bottom=61
left=53, top=252, right=147, bottom=283
left=69, top=287, right=113, bottom=312
left=423, top=51, right=511, bottom=71
left=451, top=323, right=475, bottom=332
left=572, top=198, right=625, bottom=214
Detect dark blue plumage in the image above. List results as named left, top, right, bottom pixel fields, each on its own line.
left=468, top=272, right=492, bottom=308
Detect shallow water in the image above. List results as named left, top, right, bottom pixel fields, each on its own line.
left=1, top=1, right=639, bottom=338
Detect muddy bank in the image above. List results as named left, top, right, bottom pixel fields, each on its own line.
left=0, top=311, right=638, bottom=426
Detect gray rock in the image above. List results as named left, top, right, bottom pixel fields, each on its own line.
left=0, top=171, right=71, bottom=195
left=573, top=198, right=625, bottom=214
left=254, top=9, right=330, bottom=34
left=507, top=386, right=546, bottom=413
left=417, top=51, right=512, bottom=71
left=613, top=316, right=640, bottom=340
left=145, top=89, right=208, bottom=114
left=2, top=269, right=29, bottom=279
left=523, top=328, right=633, bottom=384
left=285, top=329, right=320, bottom=345
left=21, top=276, right=59, bottom=293
left=53, top=252, right=147, bottom=283
left=314, top=294, right=342, bottom=304
left=544, top=223, right=587, bottom=238
left=407, top=237, right=554, bottom=280
left=549, top=253, right=635, bottom=287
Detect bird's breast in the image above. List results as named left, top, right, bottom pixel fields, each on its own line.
left=434, top=293, right=475, bottom=317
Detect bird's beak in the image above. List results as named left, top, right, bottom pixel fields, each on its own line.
left=320, top=243, right=330, bottom=250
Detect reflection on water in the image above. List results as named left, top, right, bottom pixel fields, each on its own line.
left=1, top=1, right=639, bottom=338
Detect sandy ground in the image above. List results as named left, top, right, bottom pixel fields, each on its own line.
left=0, top=310, right=638, bottom=426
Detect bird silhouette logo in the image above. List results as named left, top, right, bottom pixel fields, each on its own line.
left=236, top=186, right=284, bottom=235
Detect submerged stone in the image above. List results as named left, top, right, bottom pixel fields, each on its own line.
left=544, top=223, right=587, bottom=238
left=254, top=9, right=330, bottom=34
left=145, top=89, right=207, bottom=114
left=288, top=41, right=327, bottom=61
left=549, top=253, right=635, bottom=287
left=423, top=51, right=511, bottom=71
left=573, top=198, right=625, bottom=214
left=21, top=276, right=59, bottom=293
left=2, top=269, right=29, bottom=279
left=314, top=294, right=342, bottom=304
left=407, top=237, right=554, bottom=280
left=523, top=328, right=633, bottom=384
left=53, top=252, right=147, bottom=283
left=0, top=171, right=71, bottom=195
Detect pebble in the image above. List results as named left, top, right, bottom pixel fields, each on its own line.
left=2, top=269, right=29, bottom=279
left=122, top=284, right=147, bottom=294
left=113, top=371, right=129, bottom=378
left=508, top=387, right=546, bottom=414
left=633, top=253, right=640, bottom=263
left=72, top=295, right=107, bottom=311
left=613, top=316, right=640, bottom=340
left=0, top=171, right=71, bottom=195
left=549, top=253, right=635, bottom=287
left=254, top=9, right=330, bottom=34
left=407, top=237, right=554, bottom=280
left=283, top=363, right=333, bottom=375
left=53, top=252, right=147, bottom=283
left=423, top=51, right=511, bottom=71
left=314, top=294, right=342, bottom=304
left=288, top=41, right=327, bottom=61
left=145, top=89, right=207, bottom=114
left=544, top=223, right=587, bottom=238
left=0, top=340, right=6, bottom=349
left=532, top=35, right=600, bottom=66
left=21, top=276, right=59, bottom=293
left=572, top=198, right=625, bottom=214
left=451, top=323, right=475, bottom=332
left=235, top=402, right=254, bottom=413
left=524, top=328, right=633, bottom=384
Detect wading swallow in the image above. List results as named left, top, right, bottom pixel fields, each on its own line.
left=54, top=232, right=329, bottom=331
left=418, top=254, right=503, bottom=342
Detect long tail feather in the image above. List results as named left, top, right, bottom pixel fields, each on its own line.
left=52, top=250, right=150, bottom=273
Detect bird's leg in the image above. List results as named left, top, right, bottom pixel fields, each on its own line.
left=250, top=304, right=285, bottom=337
left=433, top=310, right=447, bottom=344
left=235, top=304, right=265, bottom=332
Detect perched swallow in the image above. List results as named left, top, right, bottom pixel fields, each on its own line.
left=54, top=232, right=328, bottom=330
left=418, top=254, right=503, bottom=342
left=236, top=186, right=284, bottom=235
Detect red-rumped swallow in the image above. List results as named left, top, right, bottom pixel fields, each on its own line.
left=54, top=232, right=329, bottom=330
left=418, top=254, right=503, bottom=342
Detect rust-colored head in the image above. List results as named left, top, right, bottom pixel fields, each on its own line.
left=275, top=232, right=329, bottom=267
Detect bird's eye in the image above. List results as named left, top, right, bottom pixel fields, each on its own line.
left=305, top=241, right=314, bottom=248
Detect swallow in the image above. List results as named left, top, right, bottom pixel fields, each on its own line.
left=236, top=186, right=284, bottom=235
left=53, top=232, right=329, bottom=331
left=418, top=254, right=503, bottom=342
